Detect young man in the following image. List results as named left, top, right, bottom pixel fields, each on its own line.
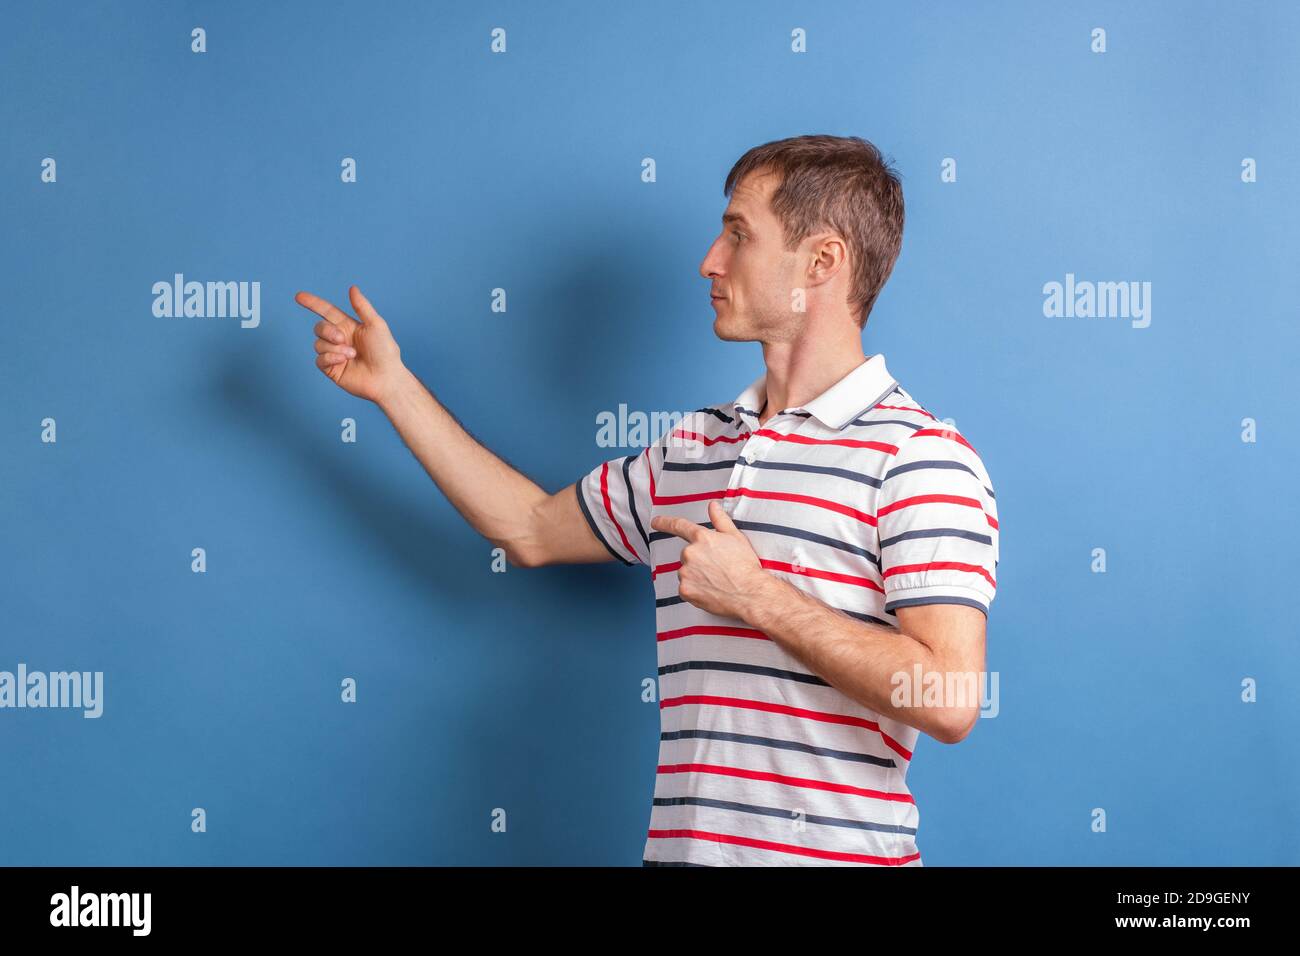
left=296, top=134, right=999, bottom=867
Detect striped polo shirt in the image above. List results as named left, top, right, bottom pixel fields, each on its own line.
left=576, top=353, right=999, bottom=866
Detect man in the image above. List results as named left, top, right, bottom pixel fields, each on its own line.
left=296, top=134, right=999, bottom=867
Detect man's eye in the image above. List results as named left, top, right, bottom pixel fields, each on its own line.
left=731, top=231, right=744, bottom=241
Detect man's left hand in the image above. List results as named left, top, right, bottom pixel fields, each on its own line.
left=650, top=499, right=772, bottom=619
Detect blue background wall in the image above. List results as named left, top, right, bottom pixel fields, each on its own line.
left=2, top=0, right=1297, bottom=865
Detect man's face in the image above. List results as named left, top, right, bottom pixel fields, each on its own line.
left=700, top=170, right=806, bottom=343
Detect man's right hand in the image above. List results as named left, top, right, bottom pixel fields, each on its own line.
left=293, top=284, right=614, bottom=568
left=295, top=285, right=406, bottom=405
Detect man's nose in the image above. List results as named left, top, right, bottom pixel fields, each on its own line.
left=699, top=238, right=725, bottom=279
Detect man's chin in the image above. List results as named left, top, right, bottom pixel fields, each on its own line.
left=713, top=315, right=755, bottom=342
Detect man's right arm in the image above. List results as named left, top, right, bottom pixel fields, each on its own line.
left=296, top=285, right=612, bottom=569
left=376, top=367, right=612, bottom=568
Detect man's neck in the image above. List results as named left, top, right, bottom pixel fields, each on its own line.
left=756, top=337, right=868, bottom=428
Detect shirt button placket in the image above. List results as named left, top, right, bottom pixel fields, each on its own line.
left=726, top=411, right=773, bottom=519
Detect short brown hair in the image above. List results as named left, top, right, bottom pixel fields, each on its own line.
left=724, top=134, right=904, bottom=328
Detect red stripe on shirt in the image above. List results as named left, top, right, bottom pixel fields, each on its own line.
left=647, top=828, right=922, bottom=866
left=875, top=492, right=998, bottom=530
left=657, top=624, right=769, bottom=642
left=651, top=561, right=681, bottom=579
left=731, top=488, right=877, bottom=524
left=884, top=561, right=997, bottom=590
left=650, top=487, right=877, bottom=525
left=762, top=559, right=885, bottom=592
left=655, top=763, right=915, bottom=804
left=672, top=428, right=751, bottom=445
left=877, top=492, right=983, bottom=518
left=752, top=428, right=898, bottom=454
left=672, top=426, right=896, bottom=454
left=911, top=427, right=977, bottom=454
left=599, top=461, right=640, bottom=561
left=875, top=403, right=938, bottom=422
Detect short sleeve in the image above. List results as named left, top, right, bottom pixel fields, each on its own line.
left=876, top=425, right=999, bottom=616
left=576, top=425, right=673, bottom=567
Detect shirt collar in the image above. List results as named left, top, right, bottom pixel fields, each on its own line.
left=731, top=353, right=898, bottom=431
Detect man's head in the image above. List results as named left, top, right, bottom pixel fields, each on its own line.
left=700, top=134, right=904, bottom=342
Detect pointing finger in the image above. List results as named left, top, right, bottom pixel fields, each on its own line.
left=651, top=515, right=707, bottom=543
left=296, top=290, right=358, bottom=330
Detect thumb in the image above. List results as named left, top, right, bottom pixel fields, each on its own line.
left=708, top=498, right=739, bottom=534
left=349, top=285, right=388, bottom=328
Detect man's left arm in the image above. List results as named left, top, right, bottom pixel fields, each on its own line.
left=742, top=572, right=985, bottom=744
left=652, top=495, right=991, bottom=745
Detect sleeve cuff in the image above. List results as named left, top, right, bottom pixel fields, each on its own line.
left=884, top=584, right=991, bottom=617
